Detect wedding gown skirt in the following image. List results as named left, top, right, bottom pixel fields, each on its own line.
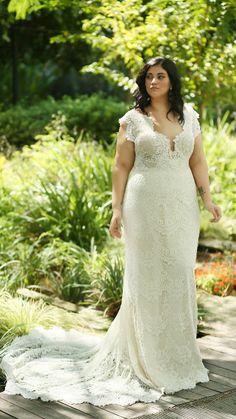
left=0, top=103, right=209, bottom=406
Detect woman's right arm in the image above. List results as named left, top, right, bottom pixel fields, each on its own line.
left=109, top=122, right=135, bottom=238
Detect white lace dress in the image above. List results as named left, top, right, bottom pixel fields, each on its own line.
left=0, top=103, right=209, bottom=406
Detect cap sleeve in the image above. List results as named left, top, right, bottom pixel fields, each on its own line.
left=191, top=106, right=201, bottom=139
left=118, top=111, right=136, bottom=143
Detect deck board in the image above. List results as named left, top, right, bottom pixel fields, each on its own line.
left=0, top=335, right=235, bottom=419
left=0, top=410, right=16, bottom=419
left=0, top=396, right=43, bottom=419
left=135, top=389, right=236, bottom=419
left=0, top=393, right=97, bottom=419
left=198, top=379, right=233, bottom=393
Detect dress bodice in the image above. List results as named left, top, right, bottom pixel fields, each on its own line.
left=119, top=103, right=201, bottom=171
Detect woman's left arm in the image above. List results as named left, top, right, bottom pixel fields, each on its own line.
left=189, top=133, right=222, bottom=223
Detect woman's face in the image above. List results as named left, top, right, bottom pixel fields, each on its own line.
left=145, top=64, right=172, bottom=99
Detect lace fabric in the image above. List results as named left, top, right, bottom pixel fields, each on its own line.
left=0, top=102, right=209, bottom=406
left=119, top=113, right=137, bottom=142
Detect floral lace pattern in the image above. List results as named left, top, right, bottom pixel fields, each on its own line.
left=0, top=102, right=209, bottom=406
left=118, top=103, right=201, bottom=171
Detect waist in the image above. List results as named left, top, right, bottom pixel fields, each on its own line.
left=130, top=162, right=191, bottom=176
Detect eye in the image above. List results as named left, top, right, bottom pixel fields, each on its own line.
left=158, top=75, right=165, bottom=80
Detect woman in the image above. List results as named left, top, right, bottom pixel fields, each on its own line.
left=0, top=57, right=222, bottom=407
left=108, top=56, right=222, bottom=395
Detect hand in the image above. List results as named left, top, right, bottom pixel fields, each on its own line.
left=109, top=208, right=123, bottom=238
left=204, top=201, right=222, bottom=223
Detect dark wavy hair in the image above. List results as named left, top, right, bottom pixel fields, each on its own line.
left=132, top=56, right=185, bottom=125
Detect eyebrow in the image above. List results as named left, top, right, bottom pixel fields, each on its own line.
left=147, top=72, right=166, bottom=75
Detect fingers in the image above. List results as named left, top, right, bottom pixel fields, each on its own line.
left=210, top=205, right=222, bottom=223
left=109, top=218, right=122, bottom=238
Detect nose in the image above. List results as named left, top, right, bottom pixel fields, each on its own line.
left=150, top=77, right=158, bottom=85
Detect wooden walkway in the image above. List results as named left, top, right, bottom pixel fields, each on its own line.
left=0, top=334, right=236, bottom=419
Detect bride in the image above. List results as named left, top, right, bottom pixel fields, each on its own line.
left=0, top=56, right=222, bottom=406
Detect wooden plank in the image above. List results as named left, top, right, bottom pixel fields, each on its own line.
left=203, top=356, right=236, bottom=374
left=0, top=394, right=96, bottom=419
left=171, top=390, right=236, bottom=419
left=58, top=401, right=108, bottom=419
left=128, top=399, right=175, bottom=415
left=137, top=389, right=236, bottom=419
left=62, top=402, right=126, bottom=419
left=100, top=402, right=163, bottom=418
left=204, top=361, right=236, bottom=381
left=87, top=403, right=140, bottom=419
left=82, top=397, right=173, bottom=419
left=0, top=397, right=42, bottom=419
left=135, top=412, right=185, bottom=419
left=199, top=343, right=236, bottom=361
left=64, top=398, right=172, bottom=419
left=0, top=410, right=16, bottom=419
left=174, top=405, right=234, bottom=419
left=189, top=384, right=219, bottom=397
left=199, top=336, right=236, bottom=357
left=157, top=394, right=194, bottom=405
left=42, top=402, right=99, bottom=419
left=200, top=347, right=236, bottom=372
left=198, top=379, right=232, bottom=393
left=199, top=335, right=236, bottom=349
left=166, top=389, right=204, bottom=401
left=161, top=413, right=189, bottom=419
left=209, top=372, right=236, bottom=388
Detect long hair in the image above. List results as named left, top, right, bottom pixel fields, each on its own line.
left=132, top=56, right=185, bottom=124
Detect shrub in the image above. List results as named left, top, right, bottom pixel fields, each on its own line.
left=0, top=114, right=113, bottom=251
left=200, top=112, right=236, bottom=219
left=198, top=112, right=236, bottom=239
left=0, top=93, right=127, bottom=148
left=0, top=115, right=114, bottom=302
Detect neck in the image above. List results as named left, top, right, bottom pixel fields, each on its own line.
left=149, top=97, right=170, bottom=113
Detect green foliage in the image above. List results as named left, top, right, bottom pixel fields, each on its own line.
left=7, top=0, right=236, bottom=111
left=0, top=93, right=127, bottom=148
left=199, top=112, right=236, bottom=220
left=36, top=238, right=91, bottom=303
left=0, top=289, right=73, bottom=350
left=0, top=114, right=113, bottom=295
left=80, top=0, right=236, bottom=111
left=84, top=242, right=125, bottom=317
left=0, top=112, right=129, bottom=312
left=0, top=288, right=111, bottom=359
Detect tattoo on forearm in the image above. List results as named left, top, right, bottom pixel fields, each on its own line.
left=198, top=186, right=206, bottom=197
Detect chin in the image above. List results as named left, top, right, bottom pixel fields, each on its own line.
left=150, top=91, right=165, bottom=97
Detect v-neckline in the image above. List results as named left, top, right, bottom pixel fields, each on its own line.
left=133, top=105, right=186, bottom=152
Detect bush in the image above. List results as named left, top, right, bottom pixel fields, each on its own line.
left=198, top=112, right=236, bottom=238
left=0, top=115, right=115, bottom=301
left=0, top=93, right=128, bottom=148
left=83, top=238, right=125, bottom=317
left=0, top=114, right=113, bottom=251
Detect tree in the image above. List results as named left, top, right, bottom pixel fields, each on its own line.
left=6, top=0, right=236, bottom=112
